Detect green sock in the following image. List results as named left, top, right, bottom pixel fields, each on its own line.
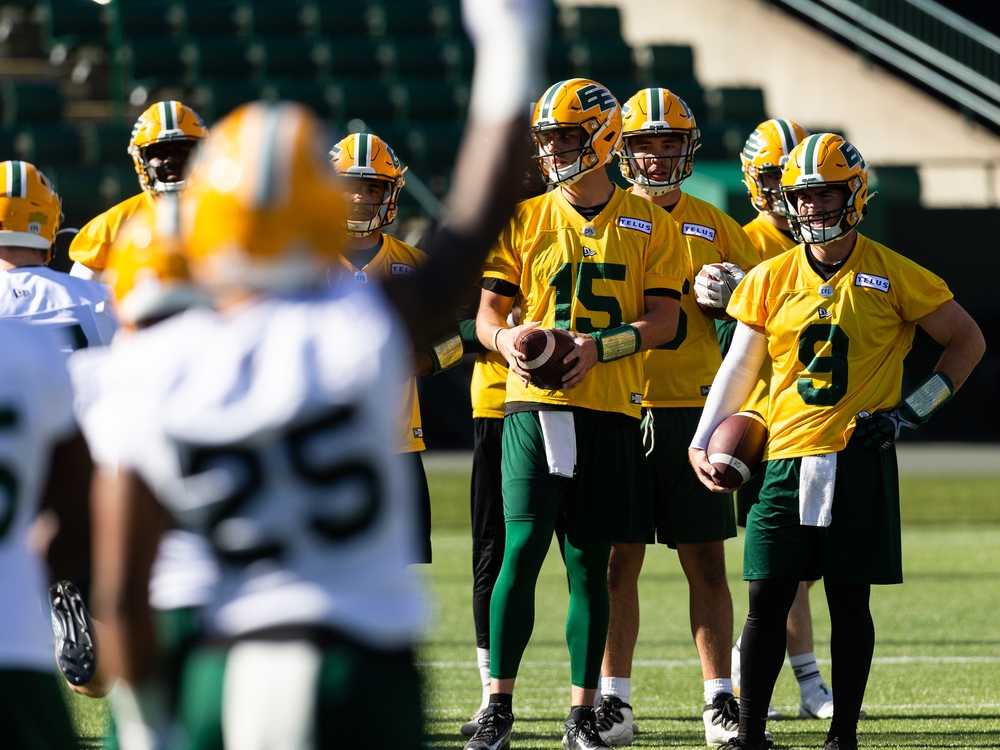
left=563, top=535, right=611, bottom=688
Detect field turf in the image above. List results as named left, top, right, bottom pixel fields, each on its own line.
left=67, top=468, right=1000, bottom=748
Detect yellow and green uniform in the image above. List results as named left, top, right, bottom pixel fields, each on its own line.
left=471, top=352, right=508, bottom=420
left=641, top=191, right=762, bottom=408
left=729, top=234, right=953, bottom=461
left=482, top=186, right=686, bottom=420
left=330, top=234, right=428, bottom=454
left=69, top=191, right=154, bottom=272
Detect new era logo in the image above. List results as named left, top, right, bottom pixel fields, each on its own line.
left=413, top=428, right=423, bottom=439
left=582, top=246, right=597, bottom=257
left=630, top=392, right=643, bottom=404
left=817, top=307, right=832, bottom=318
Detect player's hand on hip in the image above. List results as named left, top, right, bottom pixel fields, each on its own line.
left=496, top=321, right=540, bottom=386
left=559, top=333, right=598, bottom=390
left=688, top=447, right=730, bottom=493
left=855, top=405, right=921, bottom=450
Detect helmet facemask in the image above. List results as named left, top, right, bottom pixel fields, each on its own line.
left=619, top=128, right=697, bottom=196
left=341, top=176, right=400, bottom=237
left=783, top=183, right=855, bottom=246
left=136, top=138, right=199, bottom=194
left=531, top=121, right=604, bottom=186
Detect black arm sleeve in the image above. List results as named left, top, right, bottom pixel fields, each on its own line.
left=645, top=288, right=682, bottom=300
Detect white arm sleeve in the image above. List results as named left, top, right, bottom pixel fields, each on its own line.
left=689, top=323, right=769, bottom=450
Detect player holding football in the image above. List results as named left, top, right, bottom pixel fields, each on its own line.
left=330, top=132, right=465, bottom=564
left=596, top=88, right=761, bottom=748
left=470, top=77, right=686, bottom=750
left=68, top=100, right=207, bottom=280
left=85, top=0, right=546, bottom=745
left=0, top=160, right=118, bottom=349
left=734, top=119, right=840, bottom=721
left=689, top=133, right=985, bottom=750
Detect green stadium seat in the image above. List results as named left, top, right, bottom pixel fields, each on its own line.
left=403, top=79, right=468, bottom=122
left=558, top=6, right=621, bottom=39
left=666, top=78, right=706, bottom=114
left=87, top=123, right=134, bottom=169
left=48, top=165, right=131, bottom=228
left=571, top=39, right=635, bottom=79
left=330, top=78, right=401, bottom=124
left=247, top=1, right=311, bottom=38
left=546, top=39, right=575, bottom=81
left=262, top=38, right=330, bottom=80
left=17, top=124, right=85, bottom=165
left=112, top=1, right=180, bottom=40
left=869, top=166, right=921, bottom=204
left=418, top=122, right=463, bottom=167
left=0, top=127, right=17, bottom=161
left=696, top=123, right=749, bottom=160
left=372, top=2, right=441, bottom=38
left=315, top=0, right=375, bottom=39
left=328, top=38, right=390, bottom=78
left=1, top=81, right=63, bottom=126
left=39, top=0, right=108, bottom=52
left=121, top=38, right=193, bottom=90
left=190, top=80, right=261, bottom=123
left=265, top=80, right=337, bottom=119
left=181, top=1, right=247, bottom=38
left=705, top=87, right=767, bottom=125
left=357, top=122, right=420, bottom=165
left=194, top=38, right=263, bottom=80
left=640, top=45, right=696, bottom=82
left=388, top=39, right=459, bottom=79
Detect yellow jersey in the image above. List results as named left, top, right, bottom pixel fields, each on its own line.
left=69, top=191, right=154, bottom=272
left=728, top=234, right=953, bottom=460
left=641, top=191, right=762, bottom=407
left=330, top=234, right=428, bottom=453
left=482, top=186, right=686, bottom=420
left=741, top=213, right=799, bottom=414
left=742, top=212, right=798, bottom=261
left=471, top=352, right=508, bottom=420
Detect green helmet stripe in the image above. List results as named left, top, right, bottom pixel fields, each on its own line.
left=775, top=119, right=794, bottom=155
left=255, top=104, right=283, bottom=208
left=803, top=134, right=821, bottom=175
left=3, top=161, right=25, bottom=198
left=648, top=88, right=661, bottom=122
left=540, top=80, right=568, bottom=120
left=356, top=132, right=369, bottom=168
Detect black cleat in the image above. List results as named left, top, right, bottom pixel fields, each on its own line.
left=464, top=702, right=514, bottom=750
left=563, top=706, right=611, bottom=750
left=824, top=737, right=858, bottom=750
left=48, top=581, right=96, bottom=686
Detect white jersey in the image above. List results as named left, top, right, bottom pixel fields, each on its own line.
left=82, top=285, right=428, bottom=648
left=0, top=266, right=118, bottom=351
left=0, top=320, right=77, bottom=669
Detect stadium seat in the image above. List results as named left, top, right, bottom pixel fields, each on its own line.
left=121, top=38, right=193, bottom=91
left=16, top=124, right=85, bottom=165
left=315, top=0, right=375, bottom=39
left=264, top=80, right=337, bottom=120
left=667, top=78, right=707, bottom=114
left=194, top=38, right=263, bottom=81
left=595, top=77, right=642, bottom=106
left=0, top=126, right=17, bottom=161
left=328, top=38, right=391, bottom=78
left=558, top=6, right=622, bottom=39
left=190, top=80, right=261, bottom=123
left=402, top=79, right=468, bottom=123
left=180, top=1, right=247, bottom=38
left=371, top=2, right=442, bottom=39
left=111, top=1, right=180, bottom=40
left=246, top=1, right=311, bottom=38
left=571, top=39, right=635, bottom=79
left=330, top=78, right=402, bottom=125
left=705, top=87, right=767, bottom=125
left=0, top=81, right=63, bottom=126
left=388, top=39, right=458, bottom=79
left=640, top=44, right=696, bottom=82
left=360, top=122, right=421, bottom=165
left=546, top=39, right=575, bottom=81
left=418, top=122, right=463, bottom=167
left=48, top=165, right=130, bottom=228
left=87, top=123, right=134, bottom=169
left=262, top=38, right=330, bottom=80
left=696, top=123, right=748, bottom=160
left=38, top=0, right=108, bottom=52
left=869, top=166, right=921, bottom=204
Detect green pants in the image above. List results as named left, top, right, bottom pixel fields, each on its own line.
left=0, top=669, right=78, bottom=750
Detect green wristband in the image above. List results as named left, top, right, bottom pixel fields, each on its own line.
left=425, top=332, right=464, bottom=375
left=590, top=324, right=641, bottom=363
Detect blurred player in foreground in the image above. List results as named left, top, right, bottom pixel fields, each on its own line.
left=470, top=77, right=684, bottom=750
left=330, top=132, right=465, bottom=563
left=689, top=134, right=985, bottom=750
left=85, top=0, right=545, bottom=746
left=0, top=160, right=117, bottom=349
left=0, top=319, right=93, bottom=749
left=734, top=118, right=840, bottom=721
left=596, top=88, right=761, bottom=748
left=69, top=100, right=207, bottom=280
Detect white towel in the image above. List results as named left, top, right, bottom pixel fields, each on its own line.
left=539, top=411, right=576, bottom=478
left=799, top=453, right=837, bottom=527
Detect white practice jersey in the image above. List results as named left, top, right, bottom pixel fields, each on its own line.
left=0, top=320, right=77, bottom=669
left=80, top=285, right=428, bottom=648
left=0, top=266, right=118, bottom=351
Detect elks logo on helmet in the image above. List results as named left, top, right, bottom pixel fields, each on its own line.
left=781, top=133, right=874, bottom=246
left=617, top=88, right=700, bottom=196
left=741, top=118, right=810, bottom=217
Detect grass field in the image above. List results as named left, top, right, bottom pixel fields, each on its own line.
left=68, top=467, right=1000, bottom=748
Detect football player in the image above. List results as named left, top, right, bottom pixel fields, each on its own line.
left=596, top=88, right=761, bottom=748
left=68, top=100, right=207, bottom=280
left=330, top=132, right=465, bottom=564
left=0, top=318, right=94, bottom=749
left=0, top=160, right=117, bottom=349
left=734, top=118, right=839, bottom=722
left=469, top=77, right=685, bottom=750
left=689, top=134, right=985, bottom=750
left=85, top=0, right=544, bottom=744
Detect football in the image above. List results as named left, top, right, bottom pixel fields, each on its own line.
left=706, top=410, right=768, bottom=490
left=515, top=327, right=577, bottom=390
left=695, top=263, right=741, bottom=320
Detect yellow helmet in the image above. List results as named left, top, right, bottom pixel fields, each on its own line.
left=781, top=133, right=870, bottom=246
left=0, top=160, right=61, bottom=263
left=104, top=195, right=209, bottom=327
left=129, top=100, right=208, bottom=194
left=329, top=132, right=407, bottom=237
left=180, top=100, right=346, bottom=292
left=531, top=78, right=622, bottom=186
left=741, top=119, right=810, bottom=216
left=618, top=88, right=699, bottom=195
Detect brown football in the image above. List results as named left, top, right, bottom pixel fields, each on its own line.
left=696, top=263, right=739, bottom=320
left=515, top=327, right=577, bottom=390
left=706, top=411, right=768, bottom=490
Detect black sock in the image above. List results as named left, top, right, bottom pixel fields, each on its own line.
left=489, top=693, right=513, bottom=708
left=738, top=578, right=800, bottom=747
left=825, top=581, right=874, bottom=743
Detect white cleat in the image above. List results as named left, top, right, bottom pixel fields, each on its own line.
left=799, top=687, right=835, bottom=719
left=595, top=696, right=634, bottom=746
